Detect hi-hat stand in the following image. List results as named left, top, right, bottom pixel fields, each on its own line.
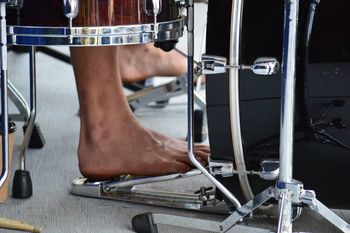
left=0, top=0, right=10, bottom=192
left=132, top=0, right=350, bottom=232
left=0, top=1, right=37, bottom=199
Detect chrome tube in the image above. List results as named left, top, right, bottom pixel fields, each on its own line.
left=229, top=0, right=255, bottom=201
left=277, top=1, right=299, bottom=232
left=0, top=2, right=9, bottom=188
left=19, top=46, right=37, bottom=170
left=186, top=0, right=241, bottom=208
left=279, top=0, right=299, bottom=185
left=8, top=80, right=30, bottom=121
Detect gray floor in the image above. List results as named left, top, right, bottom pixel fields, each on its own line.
left=1, top=4, right=350, bottom=233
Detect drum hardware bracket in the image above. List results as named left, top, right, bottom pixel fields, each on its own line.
left=152, top=0, right=161, bottom=40
left=63, top=0, right=79, bottom=44
left=199, top=54, right=280, bottom=76
left=194, top=186, right=216, bottom=205
left=144, top=0, right=162, bottom=40
left=209, top=159, right=280, bottom=181
left=273, top=180, right=350, bottom=233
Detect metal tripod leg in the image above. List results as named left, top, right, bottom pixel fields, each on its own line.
left=302, top=190, right=350, bottom=233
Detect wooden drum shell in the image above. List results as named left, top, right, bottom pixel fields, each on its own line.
left=7, top=0, right=178, bottom=27
left=6, top=0, right=183, bottom=46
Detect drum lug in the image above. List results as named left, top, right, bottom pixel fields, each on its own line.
left=63, top=0, right=79, bottom=43
left=63, top=0, right=79, bottom=19
left=259, top=159, right=280, bottom=181
left=209, top=159, right=235, bottom=177
left=200, top=54, right=280, bottom=76
left=144, top=0, right=162, bottom=40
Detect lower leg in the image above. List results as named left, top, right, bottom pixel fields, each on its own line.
left=70, top=46, right=209, bottom=180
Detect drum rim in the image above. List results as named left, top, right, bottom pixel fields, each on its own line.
left=7, top=17, right=184, bottom=46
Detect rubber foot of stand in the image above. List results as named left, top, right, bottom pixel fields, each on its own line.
left=23, top=123, right=46, bottom=149
left=12, top=170, right=33, bottom=199
left=132, top=213, right=158, bottom=233
left=154, top=99, right=170, bottom=108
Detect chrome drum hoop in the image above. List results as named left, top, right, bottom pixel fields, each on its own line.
left=7, top=17, right=184, bottom=46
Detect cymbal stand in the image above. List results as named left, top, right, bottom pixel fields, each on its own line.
left=132, top=0, right=350, bottom=232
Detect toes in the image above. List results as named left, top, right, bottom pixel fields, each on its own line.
left=194, top=144, right=211, bottom=153
left=172, top=162, right=191, bottom=174
left=195, top=156, right=206, bottom=166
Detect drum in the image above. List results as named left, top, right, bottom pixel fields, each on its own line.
left=206, top=0, right=350, bottom=209
left=6, top=0, right=184, bottom=46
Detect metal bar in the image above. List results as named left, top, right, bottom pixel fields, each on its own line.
left=8, top=80, right=30, bottom=121
left=19, top=46, right=37, bottom=170
left=277, top=0, right=299, bottom=232
left=228, top=0, right=255, bottom=201
left=37, top=47, right=71, bottom=64
left=302, top=191, right=350, bottom=233
left=186, top=0, right=241, bottom=208
left=194, top=89, right=206, bottom=110
left=311, top=200, right=350, bottom=233
left=153, top=213, right=222, bottom=232
left=221, top=188, right=273, bottom=232
left=0, top=2, right=8, bottom=188
left=103, top=169, right=202, bottom=190
left=279, top=0, right=299, bottom=184
left=277, top=191, right=292, bottom=233
left=153, top=213, right=273, bottom=233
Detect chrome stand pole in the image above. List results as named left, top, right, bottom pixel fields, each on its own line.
left=276, top=1, right=350, bottom=232
left=276, top=0, right=299, bottom=232
left=0, top=1, right=9, bottom=189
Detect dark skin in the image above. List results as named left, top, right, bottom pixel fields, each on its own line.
left=70, top=45, right=209, bottom=181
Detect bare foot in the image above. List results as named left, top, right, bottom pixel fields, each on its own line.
left=119, top=43, right=187, bottom=83
left=78, top=117, right=210, bottom=181
left=70, top=46, right=207, bottom=182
